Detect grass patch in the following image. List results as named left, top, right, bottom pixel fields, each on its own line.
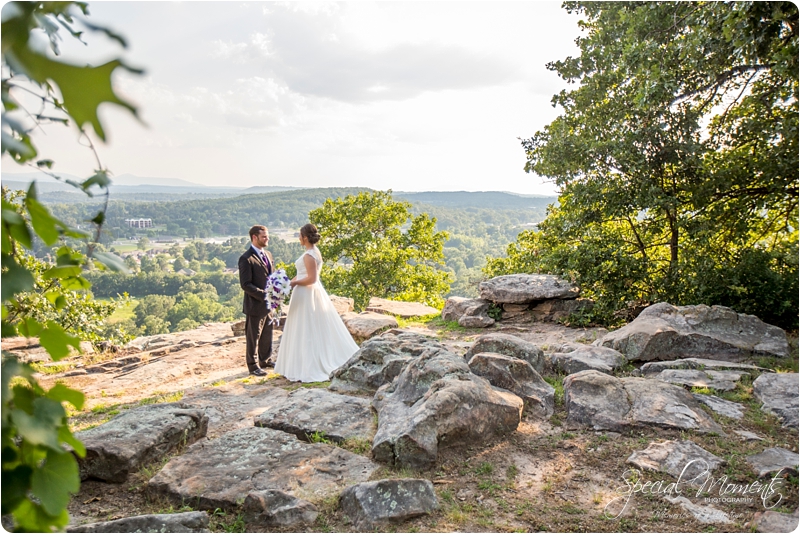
left=340, top=437, right=372, bottom=455
left=284, top=380, right=330, bottom=391
left=544, top=375, right=565, bottom=406
left=396, top=313, right=441, bottom=328
left=138, top=390, right=184, bottom=405
left=307, top=430, right=333, bottom=444
left=105, top=298, right=138, bottom=324
left=30, top=362, right=75, bottom=375
left=209, top=508, right=246, bottom=533
left=426, top=317, right=466, bottom=334
left=211, top=379, right=227, bottom=387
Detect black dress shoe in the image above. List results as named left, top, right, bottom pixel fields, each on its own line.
left=250, top=368, right=267, bottom=376
left=262, top=360, right=275, bottom=368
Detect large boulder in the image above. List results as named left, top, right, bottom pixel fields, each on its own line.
left=752, top=373, right=799, bottom=428
left=339, top=479, right=438, bottom=531
left=563, top=370, right=724, bottom=434
left=75, top=403, right=208, bottom=483
left=479, top=274, right=579, bottom=304
left=341, top=312, right=398, bottom=341
left=329, top=294, right=355, bottom=314
left=366, top=297, right=439, bottom=318
left=254, top=387, right=374, bottom=443
left=372, top=348, right=522, bottom=469
left=441, top=297, right=488, bottom=322
left=467, top=352, right=554, bottom=417
left=596, top=303, right=790, bottom=362
left=640, top=358, right=767, bottom=375
left=147, top=427, right=378, bottom=510
left=547, top=343, right=626, bottom=375
left=464, top=333, right=545, bottom=373
left=329, top=330, right=446, bottom=394
left=66, top=512, right=210, bottom=533
left=692, top=394, right=745, bottom=420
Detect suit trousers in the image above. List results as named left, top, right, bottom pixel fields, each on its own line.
left=245, top=314, right=274, bottom=372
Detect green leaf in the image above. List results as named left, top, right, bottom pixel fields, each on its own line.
left=1, top=253, right=35, bottom=302
left=57, top=425, right=85, bottom=458
left=25, top=196, right=61, bottom=245
left=93, top=251, right=129, bottom=273
left=11, top=409, right=62, bottom=450
left=1, top=464, right=33, bottom=515
left=35, top=159, right=53, bottom=169
left=11, top=493, right=69, bottom=532
left=38, top=321, right=80, bottom=361
left=30, top=449, right=80, bottom=516
left=46, top=383, right=84, bottom=411
left=82, top=171, right=111, bottom=191
left=41, top=265, right=82, bottom=280
left=17, top=318, right=43, bottom=338
left=4, top=46, right=142, bottom=141
left=59, top=275, right=91, bottom=291
left=1, top=358, right=33, bottom=405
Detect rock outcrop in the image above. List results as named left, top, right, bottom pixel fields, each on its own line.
left=745, top=447, right=799, bottom=477
left=254, top=387, right=375, bottom=443
left=147, top=426, right=378, bottom=509
left=341, top=312, right=399, bottom=341
left=329, top=330, right=445, bottom=394
left=627, top=440, right=725, bottom=482
left=752, top=372, right=799, bottom=428
left=75, top=403, right=208, bottom=482
left=464, top=333, right=545, bottom=373
left=479, top=274, right=580, bottom=303
left=365, top=297, right=439, bottom=318
left=596, top=303, right=790, bottom=362
left=467, top=352, right=554, bottom=417
left=66, top=512, right=210, bottom=533
left=371, top=347, right=522, bottom=469
left=339, top=479, right=438, bottom=531
left=563, top=370, right=723, bottom=434
left=547, top=343, right=626, bottom=375
left=243, top=490, right=318, bottom=527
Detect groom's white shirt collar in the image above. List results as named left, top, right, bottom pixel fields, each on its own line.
left=251, top=244, right=265, bottom=253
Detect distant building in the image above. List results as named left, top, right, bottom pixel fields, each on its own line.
left=125, top=218, right=153, bottom=228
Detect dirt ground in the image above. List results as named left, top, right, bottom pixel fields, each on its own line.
left=42, top=319, right=799, bottom=533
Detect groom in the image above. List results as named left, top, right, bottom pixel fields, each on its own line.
left=238, top=225, right=275, bottom=376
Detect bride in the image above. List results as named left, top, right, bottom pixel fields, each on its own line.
left=275, top=223, right=359, bottom=382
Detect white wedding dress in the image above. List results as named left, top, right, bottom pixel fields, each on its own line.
left=275, top=246, right=359, bottom=382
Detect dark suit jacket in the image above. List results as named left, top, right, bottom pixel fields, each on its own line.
left=238, top=246, right=274, bottom=317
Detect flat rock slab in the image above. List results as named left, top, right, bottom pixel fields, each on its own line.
left=243, top=490, right=318, bottom=527
left=467, top=352, right=554, bottom=418
left=663, top=496, right=731, bottom=524
left=341, top=312, right=399, bottom=341
left=365, top=297, right=439, bottom=318
left=627, top=440, right=724, bottom=482
left=692, top=394, right=745, bottom=420
left=479, top=274, right=580, bottom=303
left=340, top=479, right=438, bottom=531
left=329, top=295, right=355, bottom=314
left=563, top=370, right=724, bottom=434
left=67, top=512, right=210, bottom=533
left=75, top=403, right=208, bottom=483
left=596, top=302, right=789, bottom=362
left=181, top=383, right=290, bottom=438
left=734, top=430, right=764, bottom=441
left=441, top=297, right=490, bottom=323
left=750, top=510, right=799, bottom=533
left=464, top=333, right=545, bottom=373
left=641, top=358, right=767, bottom=375
left=548, top=343, right=625, bottom=375
left=329, top=330, right=446, bottom=394
left=148, top=426, right=379, bottom=509
left=650, top=369, right=747, bottom=391
left=753, top=373, right=799, bottom=428
left=746, top=447, right=799, bottom=477
left=254, top=387, right=375, bottom=443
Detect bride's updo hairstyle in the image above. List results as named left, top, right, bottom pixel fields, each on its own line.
left=300, top=223, right=321, bottom=245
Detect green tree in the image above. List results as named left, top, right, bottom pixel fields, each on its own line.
left=134, top=295, right=176, bottom=326
left=182, top=242, right=197, bottom=261
left=137, top=236, right=150, bottom=251
left=309, top=191, right=452, bottom=310
left=1, top=2, right=139, bottom=530
left=503, top=1, right=798, bottom=327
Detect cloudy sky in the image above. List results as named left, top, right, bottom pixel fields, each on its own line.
left=5, top=1, right=583, bottom=195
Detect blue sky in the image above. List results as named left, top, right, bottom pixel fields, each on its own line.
left=2, top=1, right=582, bottom=195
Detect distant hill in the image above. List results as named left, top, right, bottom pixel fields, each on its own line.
left=395, top=191, right=556, bottom=210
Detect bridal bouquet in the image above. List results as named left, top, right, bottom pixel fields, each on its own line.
left=265, top=268, right=292, bottom=325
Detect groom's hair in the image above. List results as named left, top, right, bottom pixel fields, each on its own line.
left=249, top=225, right=267, bottom=240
